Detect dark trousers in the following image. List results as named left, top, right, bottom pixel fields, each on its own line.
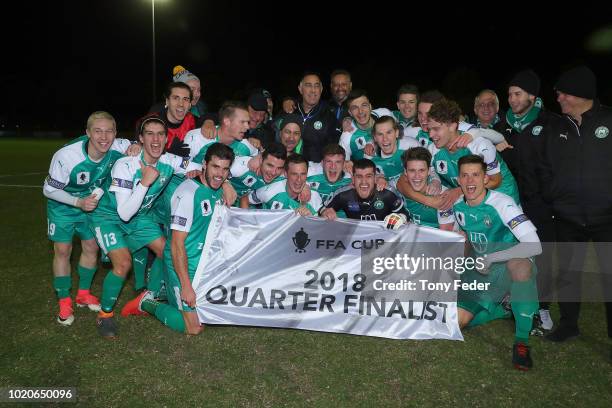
left=554, top=218, right=612, bottom=338
left=527, top=213, right=555, bottom=310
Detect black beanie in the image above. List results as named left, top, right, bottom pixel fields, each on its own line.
left=279, top=113, right=303, bottom=133
left=509, top=69, right=541, bottom=96
left=555, top=66, right=597, bottom=99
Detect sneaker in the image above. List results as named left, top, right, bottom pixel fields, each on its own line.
left=512, top=342, right=533, bottom=371
left=75, top=290, right=101, bottom=312
left=538, top=309, right=553, bottom=331
left=96, top=311, right=118, bottom=338
left=57, top=298, right=74, bottom=326
left=546, top=325, right=580, bottom=343
left=120, top=290, right=153, bottom=317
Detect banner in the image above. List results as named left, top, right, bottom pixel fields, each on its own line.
left=193, top=207, right=464, bottom=341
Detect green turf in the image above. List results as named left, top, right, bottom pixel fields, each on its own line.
left=0, top=138, right=610, bottom=407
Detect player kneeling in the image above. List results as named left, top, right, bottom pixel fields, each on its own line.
left=453, top=155, right=541, bottom=371
left=128, top=143, right=235, bottom=334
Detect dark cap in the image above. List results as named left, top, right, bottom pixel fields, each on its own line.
left=278, top=113, right=303, bottom=133
left=555, top=65, right=597, bottom=99
left=248, top=91, right=269, bottom=112
left=508, top=69, right=540, bottom=96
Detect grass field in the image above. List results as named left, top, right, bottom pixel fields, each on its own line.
left=0, top=138, right=610, bottom=407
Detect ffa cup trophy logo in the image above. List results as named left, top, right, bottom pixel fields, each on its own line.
left=292, top=227, right=310, bottom=253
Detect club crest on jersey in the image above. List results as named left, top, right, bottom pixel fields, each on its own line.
left=484, top=214, right=492, bottom=228
left=373, top=199, right=384, bottom=210
left=201, top=199, right=212, bottom=216
left=314, top=121, right=323, bottom=130
left=355, top=137, right=366, bottom=148
left=76, top=172, right=90, bottom=185
left=532, top=126, right=542, bottom=136
left=308, top=181, right=320, bottom=189
left=595, top=126, right=609, bottom=139
left=455, top=211, right=466, bottom=227
left=436, top=160, right=448, bottom=174
left=271, top=201, right=283, bottom=210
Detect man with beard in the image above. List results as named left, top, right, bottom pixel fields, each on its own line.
left=494, top=69, right=558, bottom=333
left=320, top=159, right=407, bottom=222
left=122, top=144, right=235, bottom=335
left=328, top=69, right=353, bottom=132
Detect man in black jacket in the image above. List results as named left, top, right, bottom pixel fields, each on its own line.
left=495, top=69, right=558, bottom=333
left=540, top=66, right=612, bottom=344
left=295, top=72, right=341, bottom=162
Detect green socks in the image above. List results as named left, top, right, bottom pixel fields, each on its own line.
left=142, top=299, right=186, bottom=333
left=132, top=248, right=148, bottom=291
left=53, top=276, right=71, bottom=299
left=468, top=303, right=511, bottom=327
left=147, top=257, right=164, bottom=296
left=101, top=272, right=126, bottom=313
left=511, top=279, right=539, bottom=344
left=77, top=265, right=97, bottom=290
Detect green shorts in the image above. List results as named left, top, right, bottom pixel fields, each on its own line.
left=164, top=259, right=196, bottom=313
left=457, top=263, right=511, bottom=314
left=122, top=217, right=164, bottom=252
left=47, top=214, right=94, bottom=243
left=92, top=217, right=163, bottom=255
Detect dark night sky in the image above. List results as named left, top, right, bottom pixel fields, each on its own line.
left=2, top=1, right=612, bottom=132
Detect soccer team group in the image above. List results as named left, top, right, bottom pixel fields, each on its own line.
left=44, top=64, right=611, bottom=371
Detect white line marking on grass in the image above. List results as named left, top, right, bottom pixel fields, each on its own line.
left=0, top=184, right=41, bottom=188
left=0, top=172, right=46, bottom=178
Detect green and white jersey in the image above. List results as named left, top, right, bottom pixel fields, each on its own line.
left=339, top=124, right=373, bottom=161
left=92, top=152, right=190, bottom=223
left=453, top=190, right=536, bottom=256
left=186, top=127, right=258, bottom=169
left=44, top=135, right=131, bottom=219
left=429, top=136, right=520, bottom=203
left=392, top=110, right=417, bottom=137
left=229, top=155, right=285, bottom=198
left=164, top=178, right=223, bottom=279
left=370, top=149, right=404, bottom=183
left=306, top=161, right=352, bottom=204
left=402, top=186, right=454, bottom=228
left=250, top=179, right=323, bottom=215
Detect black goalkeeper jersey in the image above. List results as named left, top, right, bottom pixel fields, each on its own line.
left=323, top=187, right=405, bottom=221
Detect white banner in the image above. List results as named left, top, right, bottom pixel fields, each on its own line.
left=193, top=207, right=464, bottom=341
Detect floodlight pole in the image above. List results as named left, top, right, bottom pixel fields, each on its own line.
left=151, top=0, right=157, bottom=104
